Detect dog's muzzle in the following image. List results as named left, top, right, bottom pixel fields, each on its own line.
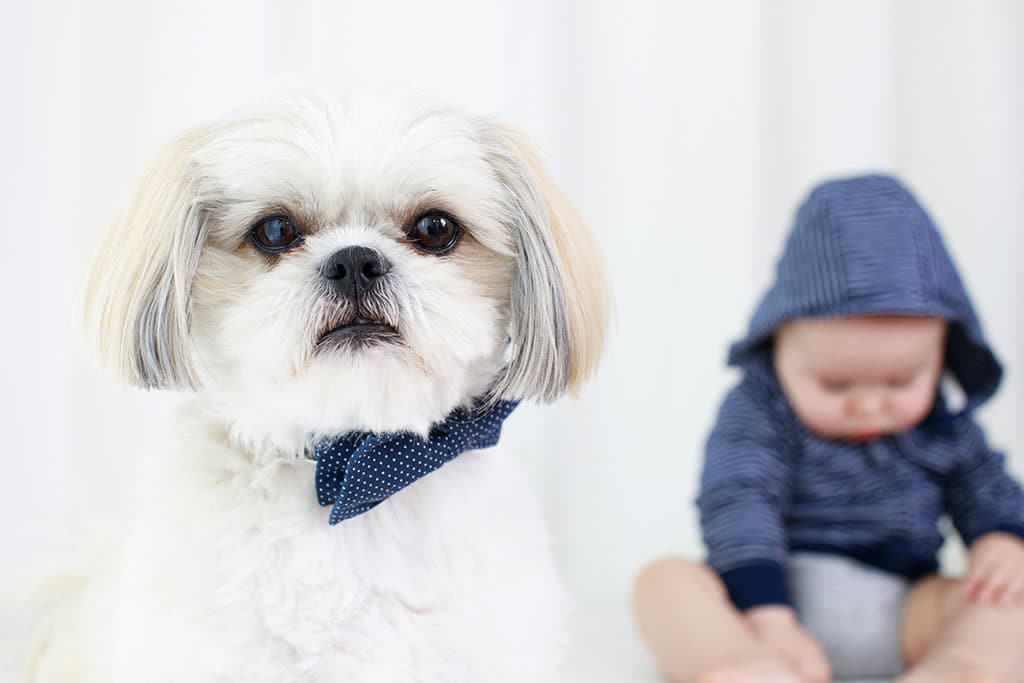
left=318, top=246, right=400, bottom=348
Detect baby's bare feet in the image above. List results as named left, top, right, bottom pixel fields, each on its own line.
left=696, top=659, right=806, bottom=683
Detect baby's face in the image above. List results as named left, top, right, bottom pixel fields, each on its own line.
left=773, top=316, right=946, bottom=441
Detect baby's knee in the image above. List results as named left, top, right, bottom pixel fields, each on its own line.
left=634, top=557, right=723, bottom=605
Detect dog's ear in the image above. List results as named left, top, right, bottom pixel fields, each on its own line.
left=83, top=128, right=208, bottom=390
left=478, top=121, right=610, bottom=402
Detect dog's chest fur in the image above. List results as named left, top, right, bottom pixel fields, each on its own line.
left=89, top=403, right=568, bottom=682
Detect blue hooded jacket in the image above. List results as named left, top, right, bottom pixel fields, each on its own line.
left=699, top=175, right=1024, bottom=610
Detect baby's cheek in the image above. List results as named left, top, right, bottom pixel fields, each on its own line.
left=795, top=396, right=847, bottom=438
left=893, top=389, right=934, bottom=430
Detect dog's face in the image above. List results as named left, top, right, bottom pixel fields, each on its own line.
left=84, top=84, right=607, bottom=449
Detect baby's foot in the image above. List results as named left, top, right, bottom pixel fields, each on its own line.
left=696, top=659, right=805, bottom=683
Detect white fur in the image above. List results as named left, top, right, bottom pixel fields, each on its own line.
left=24, top=81, right=609, bottom=682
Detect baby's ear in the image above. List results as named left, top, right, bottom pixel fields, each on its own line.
left=477, top=119, right=610, bottom=402
left=82, top=128, right=209, bottom=390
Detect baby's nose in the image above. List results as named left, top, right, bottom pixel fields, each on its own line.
left=851, top=387, right=888, bottom=416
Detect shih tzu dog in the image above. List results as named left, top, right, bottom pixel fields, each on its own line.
left=25, top=82, right=608, bottom=682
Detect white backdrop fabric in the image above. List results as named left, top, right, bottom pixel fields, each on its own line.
left=3, top=0, right=1023, bottom=615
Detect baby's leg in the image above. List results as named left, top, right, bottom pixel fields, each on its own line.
left=899, top=575, right=1024, bottom=683
left=633, top=558, right=801, bottom=683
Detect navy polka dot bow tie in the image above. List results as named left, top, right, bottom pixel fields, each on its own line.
left=313, top=399, right=519, bottom=525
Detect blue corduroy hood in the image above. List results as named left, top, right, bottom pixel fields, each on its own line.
left=729, top=174, right=1002, bottom=410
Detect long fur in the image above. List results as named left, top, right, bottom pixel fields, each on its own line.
left=480, top=123, right=609, bottom=398
left=82, top=129, right=207, bottom=390
left=19, top=81, right=609, bottom=682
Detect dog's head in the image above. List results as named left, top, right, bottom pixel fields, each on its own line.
left=83, top=83, right=608, bottom=446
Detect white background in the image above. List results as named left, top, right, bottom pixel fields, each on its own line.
left=2, top=1, right=1023, bottom=674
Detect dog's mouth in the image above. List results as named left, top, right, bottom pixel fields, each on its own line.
left=318, top=314, right=401, bottom=349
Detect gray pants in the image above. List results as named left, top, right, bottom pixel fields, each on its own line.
left=788, top=552, right=911, bottom=679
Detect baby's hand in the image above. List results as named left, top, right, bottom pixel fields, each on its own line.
left=965, top=531, right=1024, bottom=607
left=744, top=605, right=831, bottom=683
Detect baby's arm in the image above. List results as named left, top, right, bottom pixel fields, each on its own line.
left=944, top=416, right=1024, bottom=606
left=700, top=379, right=829, bottom=680
left=700, top=380, right=793, bottom=607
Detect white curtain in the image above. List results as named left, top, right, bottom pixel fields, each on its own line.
left=3, top=0, right=1023, bottom=622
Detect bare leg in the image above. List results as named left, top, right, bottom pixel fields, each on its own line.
left=898, top=575, right=1024, bottom=683
left=633, top=558, right=802, bottom=683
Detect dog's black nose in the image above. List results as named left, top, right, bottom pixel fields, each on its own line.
left=321, top=246, right=392, bottom=300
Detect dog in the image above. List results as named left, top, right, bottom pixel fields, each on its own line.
left=24, top=82, right=608, bottom=682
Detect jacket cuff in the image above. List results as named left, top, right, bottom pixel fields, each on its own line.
left=993, top=522, right=1024, bottom=543
left=967, top=523, right=1024, bottom=547
left=719, top=561, right=792, bottom=610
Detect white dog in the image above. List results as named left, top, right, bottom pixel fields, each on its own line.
left=24, top=82, right=608, bottom=682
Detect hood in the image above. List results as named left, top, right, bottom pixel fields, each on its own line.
left=729, top=174, right=1001, bottom=410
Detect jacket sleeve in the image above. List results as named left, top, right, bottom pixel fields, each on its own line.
left=698, top=378, right=794, bottom=610
left=944, top=416, right=1024, bottom=547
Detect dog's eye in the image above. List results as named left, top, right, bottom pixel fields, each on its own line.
left=406, top=212, right=462, bottom=254
left=252, top=217, right=302, bottom=253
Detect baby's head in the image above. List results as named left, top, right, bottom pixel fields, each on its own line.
left=730, top=175, right=1003, bottom=433
left=773, top=315, right=946, bottom=441
left=733, top=174, right=1003, bottom=428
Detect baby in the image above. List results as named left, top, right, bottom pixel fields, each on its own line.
left=634, top=175, right=1024, bottom=683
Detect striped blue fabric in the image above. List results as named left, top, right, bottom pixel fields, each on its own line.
left=700, top=175, right=1024, bottom=610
